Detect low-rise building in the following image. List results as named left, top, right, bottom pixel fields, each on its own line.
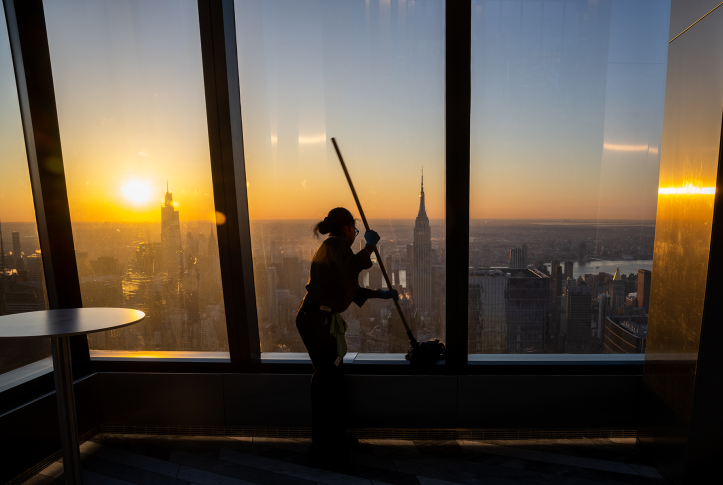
left=603, top=315, right=647, bottom=353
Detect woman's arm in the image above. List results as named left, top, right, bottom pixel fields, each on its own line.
left=362, top=244, right=376, bottom=256
left=331, top=239, right=373, bottom=276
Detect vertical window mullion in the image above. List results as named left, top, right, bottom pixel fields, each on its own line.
left=445, top=0, right=472, bottom=366
left=3, top=0, right=88, bottom=364
left=198, top=0, right=260, bottom=363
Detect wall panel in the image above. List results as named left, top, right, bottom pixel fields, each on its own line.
left=223, top=374, right=311, bottom=427
left=0, top=373, right=99, bottom=484
left=99, top=373, right=225, bottom=426
left=639, top=3, right=723, bottom=483
left=459, top=376, right=641, bottom=429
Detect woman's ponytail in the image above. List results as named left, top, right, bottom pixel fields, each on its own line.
left=313, top=207, right=354, bottom=238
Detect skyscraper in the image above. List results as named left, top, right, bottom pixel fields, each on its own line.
left=267, top=266, right=278, bottom=326
left=584, top=273, right=596, bottom=293
left=469, top=269, right=508, bottom=353
left=610, top=266, right=626, bottom=311
left=509, top=247, right=523, bottom=268
left=12, top=231, right=21, bottom=265
left=564, top=261, right=574, bottom=280
left=566, top=284, right=592, bottom=353
left=161, top=183, right=183, bottom=280
left=637, top=269, right=652, bottom=312
left=0, top=220, right=6, bottom=269
left=505, top=269, right=549, bottom=354
left=413, top=172, right=432, bottom=313
left=550, top=260, right=561, bottom=297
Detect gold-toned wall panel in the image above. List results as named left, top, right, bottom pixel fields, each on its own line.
left=641, top=5, right=723, bottom=483
left=668, top=0, right=722, bottom=42
left=645, top=1, right=723, bottom=419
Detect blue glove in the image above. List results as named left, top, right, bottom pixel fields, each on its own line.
left=364, top=230, right=380, bottom=247
left=379, top=289, right=399, bottom=300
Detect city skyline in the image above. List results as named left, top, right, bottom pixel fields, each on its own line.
left=0, top=0, right=668, bottom=358
left=0, top=169, right=656, bottom=357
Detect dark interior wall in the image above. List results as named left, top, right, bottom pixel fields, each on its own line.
left=98, top=372, right=641, bottom=429
left=0, top=371, right=642, bottom=482
left=459, top=376, right=642, bottom=429
left=638, top=2, right=723, bottom=484
left=0, top=373, right=99, bottom=484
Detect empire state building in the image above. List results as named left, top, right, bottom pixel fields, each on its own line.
left=412, top=173, right=432, bottom=313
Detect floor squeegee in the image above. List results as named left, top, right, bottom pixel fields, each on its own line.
left=331, top=137, right=446, bottom=364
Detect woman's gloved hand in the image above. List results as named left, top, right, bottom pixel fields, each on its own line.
left=364, top=230, right=380, bottom=247
left=379, top=289, right=399, bottom=300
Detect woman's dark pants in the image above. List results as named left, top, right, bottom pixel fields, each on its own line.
left=296, top=305, right=346, bottom=452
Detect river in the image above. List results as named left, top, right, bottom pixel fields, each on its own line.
left=544, top=260, right=653, bottom=279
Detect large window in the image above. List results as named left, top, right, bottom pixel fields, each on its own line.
left=43, top=0, right=228, bottom=354
left=236, top=0, right=445, bottom=353
left=0, top=5, right=51, bottom=376
left=469, top=0, right=670, bottom=354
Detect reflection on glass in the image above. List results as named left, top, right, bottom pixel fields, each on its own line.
left=0, top=6, right=51, bottom=375
left=642, top=5, right=723, bottom=427
left=43, top=0, right=228, bottom=353
left=236, top=0, right=445, bottom=352
left=469, top=0, right=670, bottom=354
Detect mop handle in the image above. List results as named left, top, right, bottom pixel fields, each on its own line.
left=331, top=137, right=414, bottom=337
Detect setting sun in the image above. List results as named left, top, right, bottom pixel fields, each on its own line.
left=121, top=181, right=152, bottom=204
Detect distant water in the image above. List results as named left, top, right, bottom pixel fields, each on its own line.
left=544, top=260, right=653, bottom=279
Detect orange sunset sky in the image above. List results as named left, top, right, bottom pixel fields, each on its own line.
left=0, top=0, right=665, bottom=226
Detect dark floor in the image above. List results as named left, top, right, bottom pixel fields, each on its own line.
left=24, top=434, right=664, bottom=485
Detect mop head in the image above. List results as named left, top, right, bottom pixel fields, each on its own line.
left=405, top=339, right=446, bottom=365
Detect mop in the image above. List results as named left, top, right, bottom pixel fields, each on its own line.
left=331, top=138, right=446, bottom=364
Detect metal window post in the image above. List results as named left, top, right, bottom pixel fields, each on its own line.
left=2, top=0, right=87, bottom=356
left=197, top=0, right=260, bottom=362
left=3, top=0, right=88, bottom=481
left=445, top=0, right=472, bottom=366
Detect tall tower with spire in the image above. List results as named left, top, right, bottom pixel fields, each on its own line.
left=0, top=219, right=5, bottom=270
left=161, top=182, right=183, bottom=281
left=412, top=171, right=432, bottom=313
left=610, top=265, right=626, bottom=311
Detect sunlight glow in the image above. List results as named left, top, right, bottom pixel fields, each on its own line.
left=658, top=185, right=716, bottom=195
left=298, top=134, right=327, bottom=144
left=603, top=143, right=650, bottom=152
left=121, top=181, right=152, bottom=204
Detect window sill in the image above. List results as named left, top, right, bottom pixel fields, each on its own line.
left=0, top=357, right=54, bottom=393
left=86, top=351, right=644, bottom=367
left=259, top=353, right=445, bottom=365
left=89, top=351, right=231, bottom=363
left=468, top=354, right=645, bottom=365
left=260, top=352, right=359, bottom=364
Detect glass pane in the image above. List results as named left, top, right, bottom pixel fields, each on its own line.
left=236, top=0, right=445, bottom=353
left=43, top=0, right=228, bottom=353
left=469, top=0, right=670, bottom=354
left=0, top=6, right=51, bottom=376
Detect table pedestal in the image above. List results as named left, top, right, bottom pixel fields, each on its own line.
left=51, top=336, right=83, bottom=484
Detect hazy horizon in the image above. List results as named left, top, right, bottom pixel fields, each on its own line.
left=0, top=217, right=658, bottom=224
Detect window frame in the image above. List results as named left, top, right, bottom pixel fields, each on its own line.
left=1, top=0, right=649, bottom=382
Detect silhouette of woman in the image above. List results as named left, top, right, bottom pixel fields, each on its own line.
left=297, top=207, right=398, bottom=461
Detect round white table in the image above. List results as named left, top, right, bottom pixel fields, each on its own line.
left=0, top=308, right=145, bottom=484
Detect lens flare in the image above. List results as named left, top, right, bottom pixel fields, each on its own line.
left=121, top=181, right=152, bottom=204
left=658, top=185, right=716, bottom=195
